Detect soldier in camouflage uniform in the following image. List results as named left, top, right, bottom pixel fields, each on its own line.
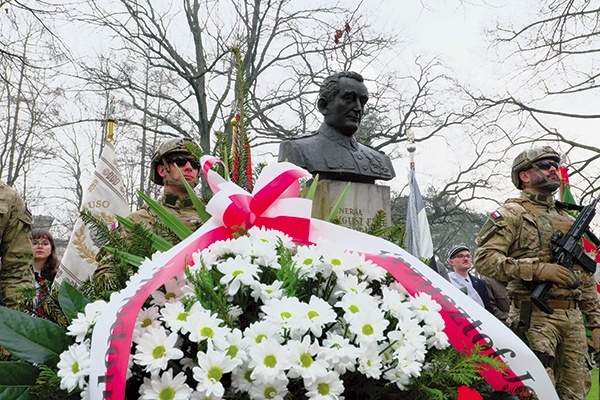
left=94, top=138, right=203, bottom=285
left=126, top=137, right=204, bottom=237
left=0, top=180, right=33, bottom=310
left=474, top=146, right=600, bottom=400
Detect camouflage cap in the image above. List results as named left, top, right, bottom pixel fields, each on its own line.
left=511, top=146, right=560, bottom=189
left=150, top=137, right=198, bottom=185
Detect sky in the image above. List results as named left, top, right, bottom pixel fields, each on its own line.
left=12, top=0, right=598, bottom=226
left=346, top=1, right=597, bottom=210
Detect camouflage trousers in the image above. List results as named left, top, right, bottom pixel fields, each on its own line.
left=510, top=307, right=591, bottom=400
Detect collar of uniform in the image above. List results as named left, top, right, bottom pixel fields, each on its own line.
left=521, top=189, right=555, bottom=206
left=318, top=123, right=359, bottom=151
left=162, top=193, right=194, bottom=208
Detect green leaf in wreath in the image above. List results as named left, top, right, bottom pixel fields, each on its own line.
left=57, top=282, right=90, bottom=325
left=174, top=166, right=211, bottom=222
left=137, top=190, right=193, bottom=240
left=103, top=246, right=144, bottom=267
left=115, top=215, right=173, bottom=252
left=326, top=181, right=351, bottom=222
left=0, top=362, right=39, bottom=400
left=0, top=307, right=73, bottom=368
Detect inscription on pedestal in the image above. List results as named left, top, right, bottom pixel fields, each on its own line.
left=308, top=180, right=391, bottom=230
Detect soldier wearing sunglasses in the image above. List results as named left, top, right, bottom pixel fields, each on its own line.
left=474, top=146, right=600, bottom=400
left=128, top=137, right=204, bottom=240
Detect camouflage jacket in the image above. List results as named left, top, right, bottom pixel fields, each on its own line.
left=127, top=192, right=203, bottom=239
left=0, top=181, right=33, bottom=309
left=474, top=190, right=600, bottom=327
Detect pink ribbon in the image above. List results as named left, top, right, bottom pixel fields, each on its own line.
left=201, top=156, right=313, bottom=243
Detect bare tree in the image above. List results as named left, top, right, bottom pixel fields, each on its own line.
left=483, top=1, right=600, bottom=199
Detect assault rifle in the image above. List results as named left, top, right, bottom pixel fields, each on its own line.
left=531, top=196, right=600, bottom=314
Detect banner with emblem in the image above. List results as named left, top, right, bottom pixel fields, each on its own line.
left=55, top=138, right=129, bottom=287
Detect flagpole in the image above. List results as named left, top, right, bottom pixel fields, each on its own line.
left=407, top=130, right=416, bottom=171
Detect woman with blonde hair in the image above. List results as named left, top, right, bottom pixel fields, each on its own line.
left=32, top=228, right=60, bottom=315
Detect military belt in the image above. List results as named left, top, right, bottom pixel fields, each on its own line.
left=514, top=298, right=578, bottom=312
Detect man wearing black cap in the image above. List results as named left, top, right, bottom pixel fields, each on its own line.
left=447, top=245, right=492, bottom=313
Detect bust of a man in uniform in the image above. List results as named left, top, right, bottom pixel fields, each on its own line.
left=278, top=71, right=395, bottom=184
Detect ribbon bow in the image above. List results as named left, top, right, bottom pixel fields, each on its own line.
left=201, top=156, right=313, bottom=243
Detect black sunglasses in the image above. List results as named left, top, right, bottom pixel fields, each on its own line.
left=166, top=155, right=200, bottom=169
left=533, top=161, right=559, bottom=171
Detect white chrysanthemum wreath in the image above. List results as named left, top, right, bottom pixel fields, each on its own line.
left=59, top=227, right=450, bottom=400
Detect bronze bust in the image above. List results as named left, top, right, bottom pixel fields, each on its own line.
left=278, top=71, right=395, bottom=184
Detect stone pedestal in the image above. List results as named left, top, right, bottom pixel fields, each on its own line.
left=306, top=180, right=391, bottom=230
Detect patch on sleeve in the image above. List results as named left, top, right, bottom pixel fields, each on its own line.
left=491, top=210, right=502, bottom=219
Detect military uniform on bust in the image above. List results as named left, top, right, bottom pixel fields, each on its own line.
left=474, top=146, right=600, bottom=400
left=278, top=71, right=395, bottom=184
left=279, top=123, right=395, bottom=184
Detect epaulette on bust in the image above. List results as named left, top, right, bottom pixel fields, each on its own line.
left=285, top=131, right=319, bottom=141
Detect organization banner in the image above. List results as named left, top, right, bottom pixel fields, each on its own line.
left=55, top=141, right=129, bottom=287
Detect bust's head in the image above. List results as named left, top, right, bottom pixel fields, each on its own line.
left=318, top=71, right=369, bottom=137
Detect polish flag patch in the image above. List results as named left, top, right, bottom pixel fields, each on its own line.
left=491, top=211, right=502, bottom=219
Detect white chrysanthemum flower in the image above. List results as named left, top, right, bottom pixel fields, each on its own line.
left=305, top=295, right=337, bottom=337
left=66, top=300, right=108, bottom=342
left=317, top=333, right=360, bottom=374
left=217, top=255, right=260, bottom=296
left=387, top=320, right=427, bottom=362
left=426, top=329, right=450, bottom=350
left=192, top=342, right=241, bottom=398
left=185, top=309, right=230, bottom=348
left=410, top=292, right=442, bottom=325
left=381, top=286, right=414, bottom=322
left=304, top=370, right=344, bottom=400
left=248, top=240, right=280, bottom=268
left=214, top=328, right=248, bottom=364
left=242, top=321, right=284, bottom=347
left=393, top=345, right=423, bottom=380
left=133, top=306, right=162, bottom=342
left=248, top=339, right=292, bottom=383
left=229, top=305, right=244, bottom=320
left=349, top=310, right=389, bottom=345
left=318, top=245, right=356, bottom=278
left=57, top=340, right=91, bottom=392
left=228, top=235, right=253, bottom=256
left=248, top=376, right=289, bottom=400
left=189, top=389, right=221, bottom=400
left=231, top=360, right=255, bottom=394
left=353, top=252, right=387, bottom=282
left=248, top=226, right=294, bottom=250
left=151, top=275, right=192, bottom=306
left=357, top=343, right=383, bottom=379
left=292, top=245, right=322, bottom=278
left=286, top=336, right=328, bottom=383
left=261, top=296, right=308, bottom=334
left=191, top=249, right=217, bottom=272
left=334, top=273, right=371, bottom=297
left=335, top=292, right=379, bottom=321
left=384, top=367, right=412, bottom=391
left=139, top=369, right=192, bottom=400
left=160, top=301, right=205, bottom=334
left=133, top=326, right=184, bottom=374
left=80, top=383, right=90, bottom=400
left=250, top=280, right=285, bottom=303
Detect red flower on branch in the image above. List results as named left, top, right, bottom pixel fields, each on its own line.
left=457, top=385, right=483, bottom=400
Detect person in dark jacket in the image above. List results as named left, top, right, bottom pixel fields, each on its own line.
left=447, top=245, right=492, bottom=313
